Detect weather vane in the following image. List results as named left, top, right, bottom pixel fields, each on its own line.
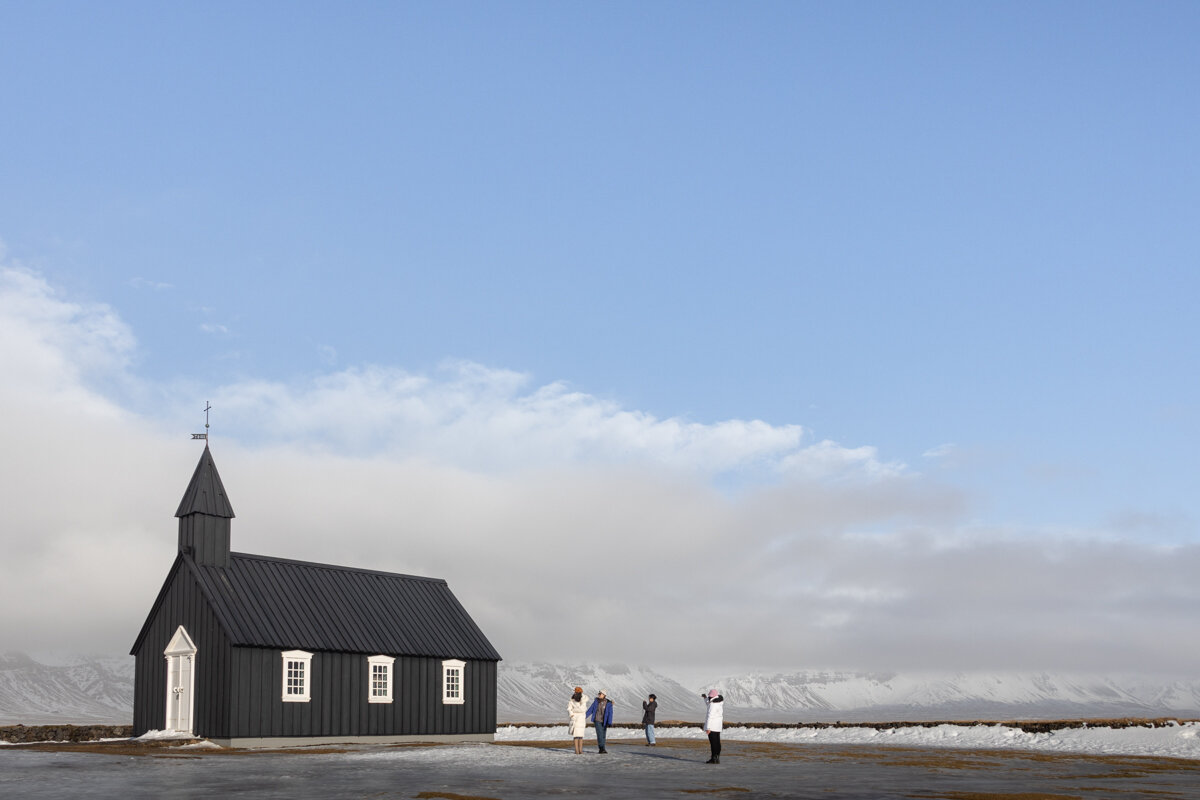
left=191, top=401, right=211, bottom=441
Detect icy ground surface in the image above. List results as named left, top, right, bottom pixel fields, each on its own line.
left=4, top=721, right=1197, bottom=760
left=3, top=738, right=1200, bottom=800
left=5, top=721, right=1198, bottom=759
left=498, top=720, right=1200, bottom=759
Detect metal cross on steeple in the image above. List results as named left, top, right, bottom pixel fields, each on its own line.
left=192, top=401, right=212, bottom=441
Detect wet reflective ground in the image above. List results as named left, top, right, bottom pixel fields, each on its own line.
left=3, top=738, right=1198, bottom=799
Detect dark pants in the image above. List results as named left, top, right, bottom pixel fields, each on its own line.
left=708, top=731, right=721, bottom=759
left=595, top=721, right=607, bottom=750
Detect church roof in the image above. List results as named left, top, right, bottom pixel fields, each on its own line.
left=175, top=445, right=235, bottom=519
left=132, top=551, right=502, bottom=661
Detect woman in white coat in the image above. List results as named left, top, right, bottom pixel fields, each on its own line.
left=702, top=688, right=724, bottom=763
left=568, top=686, right=589, bottom=754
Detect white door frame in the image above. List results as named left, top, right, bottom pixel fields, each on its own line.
left=163, top=625, right=197, bottom=734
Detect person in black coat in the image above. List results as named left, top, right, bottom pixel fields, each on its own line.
left=641, top=694, right=657, bottom=746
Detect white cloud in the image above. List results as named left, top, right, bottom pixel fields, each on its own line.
left=0, top=265, right=134, bottom=417
left=206, top=361, right=894, bottom=480
left=1, top=263, right=1198, bottom=678
left=923, top=443, right=956, bottom=460
left=778, top=439, right=906, bottom=480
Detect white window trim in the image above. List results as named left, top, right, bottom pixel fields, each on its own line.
left=442, top=658, right=465, bottom=705
left=282, top=650, right=313, bottom=703
left=368, top=655, right=395, bottom=704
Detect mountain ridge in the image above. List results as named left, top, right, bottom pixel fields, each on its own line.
left=3, top=653, right=1197, bottom=725
left=500, top=662, right=1200, bottom=723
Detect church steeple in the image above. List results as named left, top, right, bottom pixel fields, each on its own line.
left=176, top=445, right=235, bottom=567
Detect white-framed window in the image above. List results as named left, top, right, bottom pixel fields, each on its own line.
left=282, top=650, right=313, bottom=702
left=442, top=659, right=465, bottom=704
left=368, top=655, right=395, bottom=704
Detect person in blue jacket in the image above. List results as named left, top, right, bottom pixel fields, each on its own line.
left=586, top=690, right=615, bottom=753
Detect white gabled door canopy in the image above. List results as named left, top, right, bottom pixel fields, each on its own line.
left=164, top=625, right=197, bottom=656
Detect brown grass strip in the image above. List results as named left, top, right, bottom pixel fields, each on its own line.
left=680, top=788, right=751, bottom=794
left=909, top=793, right=1083, bottom=800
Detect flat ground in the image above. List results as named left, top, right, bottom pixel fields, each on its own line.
left=2, top=738, right=1198, bottom=799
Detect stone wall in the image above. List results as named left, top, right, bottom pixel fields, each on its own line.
left=0, top=724, right=134, bottom=744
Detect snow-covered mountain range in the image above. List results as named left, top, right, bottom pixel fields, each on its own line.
left=497, top=662, right=703, bottom=723
left=0, top=652, right=134, bottom=724
left=3, top=653, right=1197, bottom=725
left=702, top=669, right=1200, bottom=722
left=500, top=663, right=1200, bottom=723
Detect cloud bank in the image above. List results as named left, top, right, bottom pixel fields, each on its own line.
left=205, top=361, right=903, bottom=482
left=1, top=263, right=1197, bottom=677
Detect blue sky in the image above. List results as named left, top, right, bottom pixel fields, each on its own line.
left=1, top=2, right=1197, bottom=675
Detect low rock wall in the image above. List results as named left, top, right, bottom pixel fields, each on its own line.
left=0, top=724, right=134, bottom=744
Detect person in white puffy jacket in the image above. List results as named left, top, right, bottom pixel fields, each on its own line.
left=568, top=686, right=589, bottom=754
left=702, top=688, right=724, bottom=763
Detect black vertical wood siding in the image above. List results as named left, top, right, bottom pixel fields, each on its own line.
left=177, top=514, right=230, bottom=568
left=226, top=649, right=496, bottom=738
left=132, top=560, right=233, bottom=737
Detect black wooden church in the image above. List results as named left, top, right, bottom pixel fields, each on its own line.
left=130, top=445, right=501, bottom=747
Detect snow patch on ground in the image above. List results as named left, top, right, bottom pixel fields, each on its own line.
left=133, top=729, right=202, bottom=741
left=175, top=740, right=223, bottom=749
left=495, top=721, right=1200, bottom=760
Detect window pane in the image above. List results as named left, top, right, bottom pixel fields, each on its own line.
left=371, top=664, right=389, bottom=696
left=287, top=661, right=305, bottom=695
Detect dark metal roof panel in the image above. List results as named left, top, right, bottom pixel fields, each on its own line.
left=175, top=445, right=235, bottom=518
left=194, top=552, right=501, bottom=661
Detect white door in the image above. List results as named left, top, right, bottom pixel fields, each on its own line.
left=164, top=626, right=197, bottom=734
